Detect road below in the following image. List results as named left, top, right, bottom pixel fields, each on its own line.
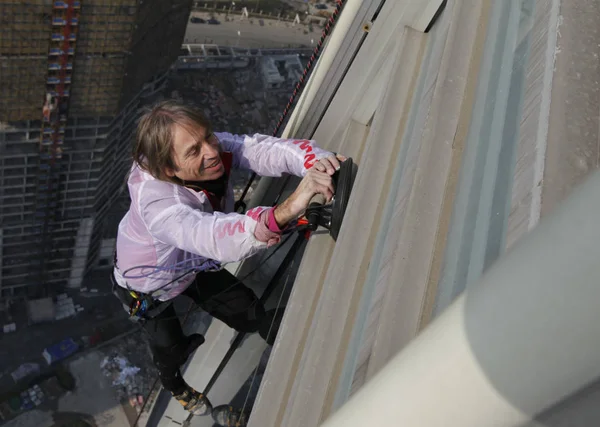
left=184, top=12, right=319, bottom=48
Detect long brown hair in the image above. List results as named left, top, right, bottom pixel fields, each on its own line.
left=133, top=100, right=212, bottom=183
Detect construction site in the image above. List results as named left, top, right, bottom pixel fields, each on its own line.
left=0, top=0, right=192, bottom=304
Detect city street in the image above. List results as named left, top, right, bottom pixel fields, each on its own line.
left=184, top=11, right=319, bottom=48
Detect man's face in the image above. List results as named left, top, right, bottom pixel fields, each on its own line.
left=166, top=124, right=224, bottom=182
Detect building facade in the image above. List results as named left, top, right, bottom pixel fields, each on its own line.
left=187, top=0, right=600, bottom=425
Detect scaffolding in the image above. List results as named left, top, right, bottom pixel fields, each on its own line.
left=32, top=0, right=81, bottom=293
left=69, top=0, right=137, bottom=116
left=0, top=2, right=50, bottom=122
left=0, top=75, right=169, bottom=302
left=0, top=0, right=191, bottom=302
left=0, top=1, right=139, bottom=122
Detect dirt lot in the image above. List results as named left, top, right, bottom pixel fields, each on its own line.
left=2, top=333, right=159, bottom=427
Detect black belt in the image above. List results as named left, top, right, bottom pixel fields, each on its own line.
left=110, top=272, right=171, bottom=319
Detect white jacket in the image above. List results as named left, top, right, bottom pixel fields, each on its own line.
left=113, top=132, right=331, bottom=301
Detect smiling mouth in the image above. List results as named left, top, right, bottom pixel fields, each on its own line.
left=202, top=160, right=222, bottom=173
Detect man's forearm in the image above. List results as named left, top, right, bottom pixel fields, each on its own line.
left=273, top=199, right=299, bottom=229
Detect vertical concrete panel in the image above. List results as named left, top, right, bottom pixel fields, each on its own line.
left=541, top=0, right=600, bottom=216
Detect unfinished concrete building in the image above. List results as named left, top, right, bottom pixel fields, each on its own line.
left=0, top=0, right=192, bottom=302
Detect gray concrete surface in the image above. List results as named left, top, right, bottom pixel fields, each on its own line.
left=0, top=269, right=131, bottom=396
left=187, top=332, right=268, bottom=427
left=3, top=352, right=129, bottom=427
left=57, top=352, right=130, bottom=427
left=542, top=0, right=600, bottom=216
left=2, top=410, right=53, bottom=427
left=185, top=12, right=318, bottom=48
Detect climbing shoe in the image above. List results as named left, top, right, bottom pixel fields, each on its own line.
left=172, top=385, right=212, bottom=416
left=212, top=405, right=249, bottom=427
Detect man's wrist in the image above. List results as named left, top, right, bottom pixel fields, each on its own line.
left=273, top=200, right=297, bottom=228
left=267, top=207, right=283, bottom=232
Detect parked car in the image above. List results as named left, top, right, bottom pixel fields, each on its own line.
left=190, top=17, right=205, bottom=24
left=314, top=4, right=328, bottom=10
left=207, top=18, right=221, bottom=25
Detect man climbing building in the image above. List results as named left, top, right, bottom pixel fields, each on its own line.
left=111, top=100, right=344, bottom=426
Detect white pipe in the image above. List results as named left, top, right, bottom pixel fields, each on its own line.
left=281, top=0, right=364, bottom=138
left=321, top=170, right=600, bottom=427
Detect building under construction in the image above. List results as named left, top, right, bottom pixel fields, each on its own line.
left=0, top=0, right=193, bottom=302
